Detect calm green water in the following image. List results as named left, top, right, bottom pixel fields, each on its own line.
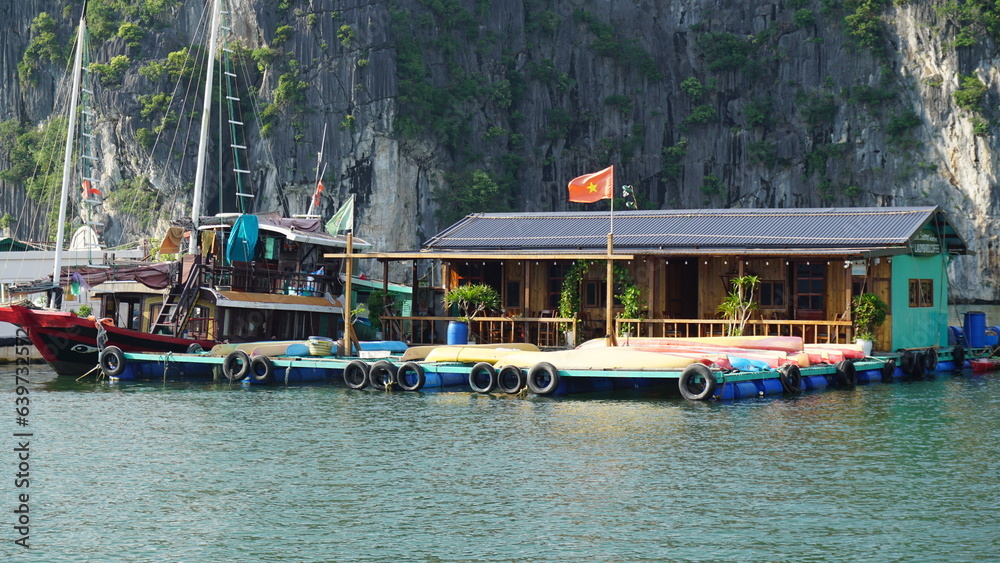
left=2, top=365, right=998, bottom=562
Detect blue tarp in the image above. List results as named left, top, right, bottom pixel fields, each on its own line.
left=226, top=214, right=258, bottom=263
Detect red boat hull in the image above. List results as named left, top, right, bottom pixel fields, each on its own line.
left=5, top=305, right=213, bottom=376
left=970, top=358, right=1000, bottom=373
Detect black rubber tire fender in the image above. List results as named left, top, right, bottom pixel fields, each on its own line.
left=497, top=365, right=526, bottom=394
left=924, top=347, right=938, bottom=371
left=835, top=360, right=857, bottom=387
left=778, top=364, right=802, bottom=393
left=468, top=362, right=498, bottom=393
left=222, top=350, right=251, bottom=382
left=526, top=362, right=561, bottom=395
left=909, top=352, right=926, bottom=380
left=952, top=346, right=966, bottom=368
left=250, top=355, right=275, bottom=384
left=369, top=360, right=398, bottom=390
left=343, top=360, right=370, bottom=390
left=186, top=343, right=204, bottom=354
left=881, top=358, right=896, bottom=383
left=396, top=362, right=426, bottom=391
left=99, top=346, right=127, bottom=378
left=678, top=363, right=717, bottom=400
left=899, top=350, right=915, bottom=375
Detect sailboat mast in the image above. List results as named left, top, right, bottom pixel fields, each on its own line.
left=188, top=0, right=223, bottom=254
left=52, top=11, right=88, bottom=285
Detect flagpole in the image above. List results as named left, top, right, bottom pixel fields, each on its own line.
left=606, top=192, right=616, bottom=344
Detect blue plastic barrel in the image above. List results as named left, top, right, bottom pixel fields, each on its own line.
left=948, top=326, right=965, bottom=347
left=446, top=321, right=469, bottom=345
left=987, top=326, right=1000, bottom=347
left=964, top=312, right=986, bottom=348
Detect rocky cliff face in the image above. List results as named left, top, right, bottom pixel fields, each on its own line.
left=0, top=0, right=997, bottom=300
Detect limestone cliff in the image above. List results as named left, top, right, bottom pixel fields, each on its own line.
left=0, top=0, right=997, bottom=300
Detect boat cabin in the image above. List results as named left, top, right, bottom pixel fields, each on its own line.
left=346, top=207, right=967, bottom=351
left=152, top=212, right=370, bottom=342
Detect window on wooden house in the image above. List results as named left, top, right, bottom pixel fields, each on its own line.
left=908, top=279, right=934, bottom=307
left=758, top=281, right=785, bottom=308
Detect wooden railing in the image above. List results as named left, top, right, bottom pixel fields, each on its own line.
left=379, top=316, right=853, bottom=347
left=615, top=318, right=855, bottom=344
left=381, top=315, right=578, bottom=347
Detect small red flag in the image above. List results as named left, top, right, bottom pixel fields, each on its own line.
left=82, top=179, right=101, bottom=199
left=568, top=165, right=614, bottom=203
left=312, top=180, right=324, bottom=207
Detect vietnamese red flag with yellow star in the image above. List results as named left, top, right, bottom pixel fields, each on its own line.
left=567, top=165, right=614, bottom=203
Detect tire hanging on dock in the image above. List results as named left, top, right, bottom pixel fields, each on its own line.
left=778, top=364, right=802, bottom=393
left=678, top=363, right=717, bottom=401
left=526, top=362, right=560, bottom=395
left=909, top=352, right=926, bottom=380
left=881, top=358, right=896, bottom=383
left=497, top=365, right=526, bottom=394
left=369, top=360, right=398, bottom=391
left=250, top=356, right=275, bottom=384
left=99, top=346, right=127, bottom=378
left=952, top=345, right=965, bottom=368
left=222, top=350, right=251, bottom=382
left=468, top=362, right=498, bottom=393
left=396, top=362, right=426, bottom=391
left=834, top=360, right=857, bottom=387
left=924, top=348, right=938, bottom=371
left=343, top=360, right=370, bottom=390
left=899, top=350, right=915, bottom=376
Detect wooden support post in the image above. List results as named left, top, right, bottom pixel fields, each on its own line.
left=343, top=234, right=359, bottom=356
left=606, top=232, right=617, bottom=346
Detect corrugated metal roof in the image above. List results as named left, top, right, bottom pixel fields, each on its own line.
left=423, top=207, right=968, bottom=255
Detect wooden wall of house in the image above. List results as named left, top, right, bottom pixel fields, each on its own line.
left=869, top=258, right=893, bottom=348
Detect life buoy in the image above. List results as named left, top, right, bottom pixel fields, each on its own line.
left=778, top=364, right=802, bottom=393
left=99, top=346, right=127, bottom=378
left=222, top=350, right=251, bottom=381
left=526, top=362, right=560, bottom=395
left=881, top=358, right=896, bottom=383
left=835, top=360, right=857, bottom=387
left=924, top=347, right=938, bottom=371
left=952, top=345, right=966, bottom=368
left=250, top=355, right=275, bottom=384
left=396, top=362, right=426, bottom=391
left=369, top=360, right=397, bottom=391
left=186, top=343, right=204, bottom=354
left=909, top=352, right=926, bottom=380
left=468, top=362, right=498, bottom=393
left=497, top=365, right=526, bottom=394
left=678, top=363, right=717, bottom=400
left=343, top=360, right=369, bottom=390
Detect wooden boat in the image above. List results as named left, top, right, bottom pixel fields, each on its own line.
left=9, top=305, right=213, bottom=376
left=422, top=344, right=541, bottom=364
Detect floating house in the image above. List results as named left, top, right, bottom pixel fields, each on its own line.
left=339, top=206, right=967, bottom=351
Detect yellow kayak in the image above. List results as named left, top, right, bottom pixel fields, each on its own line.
left=421, top=343, right=541, bottom=364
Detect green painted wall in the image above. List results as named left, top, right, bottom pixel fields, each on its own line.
left=890, top=252, right=950, bottom=350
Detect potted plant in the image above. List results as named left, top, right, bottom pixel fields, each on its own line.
left=442, top=283, right=501, bottom=344
left=851, top=292, right=888, bottom=356
left=717, top=275, right=760, bottom=336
